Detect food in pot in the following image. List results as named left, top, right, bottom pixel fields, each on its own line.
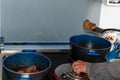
left=13, top=64, right=40, bottom=73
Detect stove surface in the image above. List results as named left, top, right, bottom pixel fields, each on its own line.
left=42, top=50, right=71, bottom=80
left=2, top=50, right=71, bottom=80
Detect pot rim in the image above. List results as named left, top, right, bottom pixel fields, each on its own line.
left=2, top=53, right=52, bottom=75
left=70, top=41, right=111, bottom=50
left=70, top=34, right=111, bottom=50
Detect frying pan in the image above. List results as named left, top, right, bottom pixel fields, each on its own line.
left=83, top=19, right=120, bottom=51
left=83, top=19, right=120, bottom=34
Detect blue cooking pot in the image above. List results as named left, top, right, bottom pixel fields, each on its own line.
left=3, top=52, right=52, bottom=80
left=70, top=34, right=111, bottom=62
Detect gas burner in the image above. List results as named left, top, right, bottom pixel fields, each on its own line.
left=60, top=71, right=82, bottom=80
left=60, top=71, right=90, bottom=80
left=54, top=63, right=91, bottom=80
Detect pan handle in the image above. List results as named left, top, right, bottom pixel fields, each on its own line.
left=87, top=51, right=101, bottom=56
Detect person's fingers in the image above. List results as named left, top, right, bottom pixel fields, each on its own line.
left=72, top=60, right=90, bottom=73
left=72, top=60, right=82, bottom=68
left=72, top=62, right=79, bottom=68
left=73, top=65, right=81, bottom=70
left=76, top=60, right=83, bottom=63
left=73, top=65, right=80, bottom=73
left=73, top=65, right=83, bottom=74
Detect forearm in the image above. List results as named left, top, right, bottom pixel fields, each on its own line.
left=86, top=61, right=120, bottom=80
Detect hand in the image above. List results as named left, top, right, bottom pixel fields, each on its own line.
left=72, top=60, right=90, bottom=74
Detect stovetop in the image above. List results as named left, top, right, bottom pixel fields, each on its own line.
left=2, top=49, right=117, bottom=80
left=42, top=50, right=71, bottom=80
left=2, top=50, right=71, bottom=80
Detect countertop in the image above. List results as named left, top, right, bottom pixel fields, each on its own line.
left=3, top=45, right=70, bottom=51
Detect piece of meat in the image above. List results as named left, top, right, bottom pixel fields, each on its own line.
left=15, top=65, right=40, bottom=73
left=17, top=69, right=26, bottom=73
left=26, top=65, right=38, bottom=73
left=83, top=19, right=96, bottom=30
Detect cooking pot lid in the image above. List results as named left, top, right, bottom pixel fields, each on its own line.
left=54, top=63, right=91, bottom=80
left=54, top=63, right=72, bottom=80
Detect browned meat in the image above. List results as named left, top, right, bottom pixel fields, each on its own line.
left=13, top=65, right=40, bottom=73
left=83, top=19, right=96, bottom=30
